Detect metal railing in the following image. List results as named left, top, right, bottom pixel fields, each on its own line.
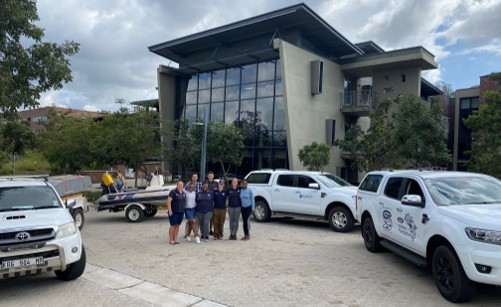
left=340, top=91, right=379, bottom=111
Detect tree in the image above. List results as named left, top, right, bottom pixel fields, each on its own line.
left=464, top=91, right=501, bottom=178
left=0, top=0, right=79, bottom=115
left=0, top=115, right=38, bottom=155
left=298, top=142, right=331, bottom=171
left=393, top=94, right=449, bottom=168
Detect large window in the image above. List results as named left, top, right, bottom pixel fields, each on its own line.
left=458, top=97, right=479, bottom=160
left=179, top=59, right=286, bottom=176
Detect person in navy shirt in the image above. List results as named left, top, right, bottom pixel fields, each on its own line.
left=167, top=181, right=186, bottom=245
left=227, top=178, right=242, bottom=240
left=213, top=181, right=227, bottom=240
left=196, top=182, right=214, bottom=242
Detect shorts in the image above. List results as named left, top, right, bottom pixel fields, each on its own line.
left=169, top=212, right=184, bottom=225
left=185, top=208, right=196, bottom=219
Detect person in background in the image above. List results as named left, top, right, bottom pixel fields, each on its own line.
left=206, top=171, right=218, bottom=235
left=184, top=183, right=200, bottom=243
left=114, top=172, right=125, bottom=192
left=166, top=181, right=186, bottom=245
left=239, top=180, right=255, bottom=241
left=196, top=182, right=214, bottom=242
left=184, top=172, right=202, bottom=239
left=212, top=180, right=227, bottom=240
left=227, top=178, right=241, bottom=240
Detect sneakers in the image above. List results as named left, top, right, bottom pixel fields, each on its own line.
left=203, top=236, right=209, bottom=242
left=186, top=236, right=191, bottom=242
left=229, top=234, right=236, bottom=240
left=241, top=235, right=250, bottom=241
left=195, top=236, right=201, bottom=244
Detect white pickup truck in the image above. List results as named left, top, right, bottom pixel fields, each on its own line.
left=356, top=170, right=501, bottom=303
left=0, top=177, right=86, bottom=281
left=245, top=170, right=357, bottom=232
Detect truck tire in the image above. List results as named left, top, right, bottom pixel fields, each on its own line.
left=328, top=206, right=353, bottom=232
left=126, top=205, right=145, bottom=223
left=144, top=206, right=158, bottom=217
left=72, top=208, right=85, bottom=230
left=432, top=245, right=474, bottom=302
left=362, top=216, right=383, bottom=252
left=254, top=200, right=271, bottom=222
left=55, top=246, right=86, bottom=281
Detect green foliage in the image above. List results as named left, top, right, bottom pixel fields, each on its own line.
left=0, top=151, right=9, bottom=174
left=463, top=91, right=501, bottom=178
left=336, top=94, right=449, bottom=171
left=0, top=115, right=38, bottom=154
left=83, top=190, right=102, bottom=202
left=298, top=142, right=331, bottom=171
left=0, top=0, right=79, bottom=115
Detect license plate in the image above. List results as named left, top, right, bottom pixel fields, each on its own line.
left=1, top=257, right=44, bottom=269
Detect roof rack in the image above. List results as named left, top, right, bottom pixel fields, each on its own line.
left=0, top=175, right=50, bottom=182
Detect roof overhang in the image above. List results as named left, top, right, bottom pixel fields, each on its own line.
left=420, top=78, right=443, bottom=97
left=340, top=47, right=438, bottom=78
left=148, top=3, right=363, bottom=70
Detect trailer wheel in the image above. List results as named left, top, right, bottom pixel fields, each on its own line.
left=144, top=206, right=158, bottom=217
left=125, top=205, right=145, bottom=223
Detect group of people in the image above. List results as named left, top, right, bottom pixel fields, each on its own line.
left=166, top=171, right=255, bottom=245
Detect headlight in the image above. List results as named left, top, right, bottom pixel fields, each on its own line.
left=465, top=227, right=501, bottom=246
left=56, top=222, right=77, bottom=239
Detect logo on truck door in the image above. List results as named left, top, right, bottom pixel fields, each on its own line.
left=382, top=210, right=393, bottom=230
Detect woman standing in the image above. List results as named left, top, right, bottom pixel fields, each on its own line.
left=185, top=183, right=200, bottom=243
left=227, top=178, right=241, bottom=240
left=167, top=181, right=186, bottom=245
left=196, top=182, right=214, bottom=242
left=239, top=180, right=255, bottom=241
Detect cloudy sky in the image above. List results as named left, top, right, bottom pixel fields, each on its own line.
left=35, top=0, right=501, bottom=112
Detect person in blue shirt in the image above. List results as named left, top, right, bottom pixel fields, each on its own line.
left=167, top=181, right=186, bottom=245
left=196, top=182, right=214, bottom=242
left=213, top=181, right=227, bottom=240
left=239, top=180, right=255, bottom=241
left=227, top=178, right=241, bottom=240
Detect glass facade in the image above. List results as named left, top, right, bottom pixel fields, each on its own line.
left=177, top=59, right=288, bottom=176
left=458, top=96, right=479, bottom=160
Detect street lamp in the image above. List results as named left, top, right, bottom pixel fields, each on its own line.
left=193, top=107, right=208, bottom=181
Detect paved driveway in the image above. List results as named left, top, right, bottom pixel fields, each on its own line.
left=1, top=209, right=500, bottom=306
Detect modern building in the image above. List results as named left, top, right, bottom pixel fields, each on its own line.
left=453, top=73, right=501, bottom=170
left=149, top=3, right=441, bottom=181
left=19, top=106, right=102, bottom=132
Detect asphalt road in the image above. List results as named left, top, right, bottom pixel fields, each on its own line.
left=1, top=208, right=500, bottom=306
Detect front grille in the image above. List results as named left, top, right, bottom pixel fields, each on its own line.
left=1, top=249, right=59, bottom=262
left=0, top=228, right=55, bottom=246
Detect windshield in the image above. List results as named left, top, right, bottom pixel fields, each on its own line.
left=317, top=174, right=352, bottom=188
left=0, top=186, right=62, bottom=212
left=424, top=176, right=501, bottom=206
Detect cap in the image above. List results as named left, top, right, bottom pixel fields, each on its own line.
left=218, top=180, right=225, bottom=185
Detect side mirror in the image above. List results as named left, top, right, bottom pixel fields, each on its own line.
left=308, top=183, right=320, bottom=189
left=66, top=198, right=76, bottom=208
left=401, top=194, right=425, bottom=208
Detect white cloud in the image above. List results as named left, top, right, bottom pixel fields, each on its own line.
left=83, top=104, right=100, bottom=112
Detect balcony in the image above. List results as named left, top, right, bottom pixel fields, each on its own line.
left=340, top=91, right=378, bottom=116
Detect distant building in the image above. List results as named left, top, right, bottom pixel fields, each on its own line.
left=453, top=73, right=501, bottom=170
left=149, top=3, right=442, bottom=181
left=18, top=107, right=103, bottom=132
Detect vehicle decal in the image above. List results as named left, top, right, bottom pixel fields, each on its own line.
left=382, top=210, right=392, bottom=230
left=298, top=194, right=312, bottom=199
left=397, top=213, right=417, bottom=240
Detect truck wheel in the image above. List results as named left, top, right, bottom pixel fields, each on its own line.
left=55, top=246, right=86, bottom=281
left=144, top=206, right=158, bottom=217
left=72, top=208, right=85, bottom=230
left=362, top=216, right=382, bottom=252
left=126, top=205, right=145, bottom=223
left=254, top=200, right=271, bottom=222
left=328, top=206, right=353, bottom=232
left=432, top=245, right=474, bottom=302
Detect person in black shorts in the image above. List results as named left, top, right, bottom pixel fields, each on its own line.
left=167, top=181, right=186, bottom=245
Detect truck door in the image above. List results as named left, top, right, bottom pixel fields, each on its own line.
left=378, top=177, right=406, bottom=242
left=271, top=174, right=295, bottom=212
left=292, top=175, right=322, bottom=215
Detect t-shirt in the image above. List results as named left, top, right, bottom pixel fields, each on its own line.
left=185, top=190, right=196, bottom=209
left=168, top=189, right=186, bottom=213
left=213, top=189, right=227, bottom=209
left=196, top=190, right=214, bottom=213
left=227, top=188, right=241, bottom=208
left=205, top=180, right=218, bottom=191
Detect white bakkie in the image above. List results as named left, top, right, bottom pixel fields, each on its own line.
left=356, top=170, right=501, bottom=303
left=0, top=178, right=86, bottom=281
left=245, top=170, right=357, bottom=232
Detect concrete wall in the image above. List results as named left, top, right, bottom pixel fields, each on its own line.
left=453, top=86, right=479, bottom=170
left=275, top=38, right=345, bottom=174
left=157, top=67, right=178, bottom=172
left=372, top=66, right=421, bottom=102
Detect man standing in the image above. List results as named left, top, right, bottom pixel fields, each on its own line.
left=196, top=182, right=214, bottom=242
left=212, top=180, right=227, bottom=240
left=227, top=178, right=241, bottom=240
left=239, top=180, right=255, bottom=241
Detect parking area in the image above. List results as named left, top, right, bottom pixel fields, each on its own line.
left=2, top=209, right=501, bottom=306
